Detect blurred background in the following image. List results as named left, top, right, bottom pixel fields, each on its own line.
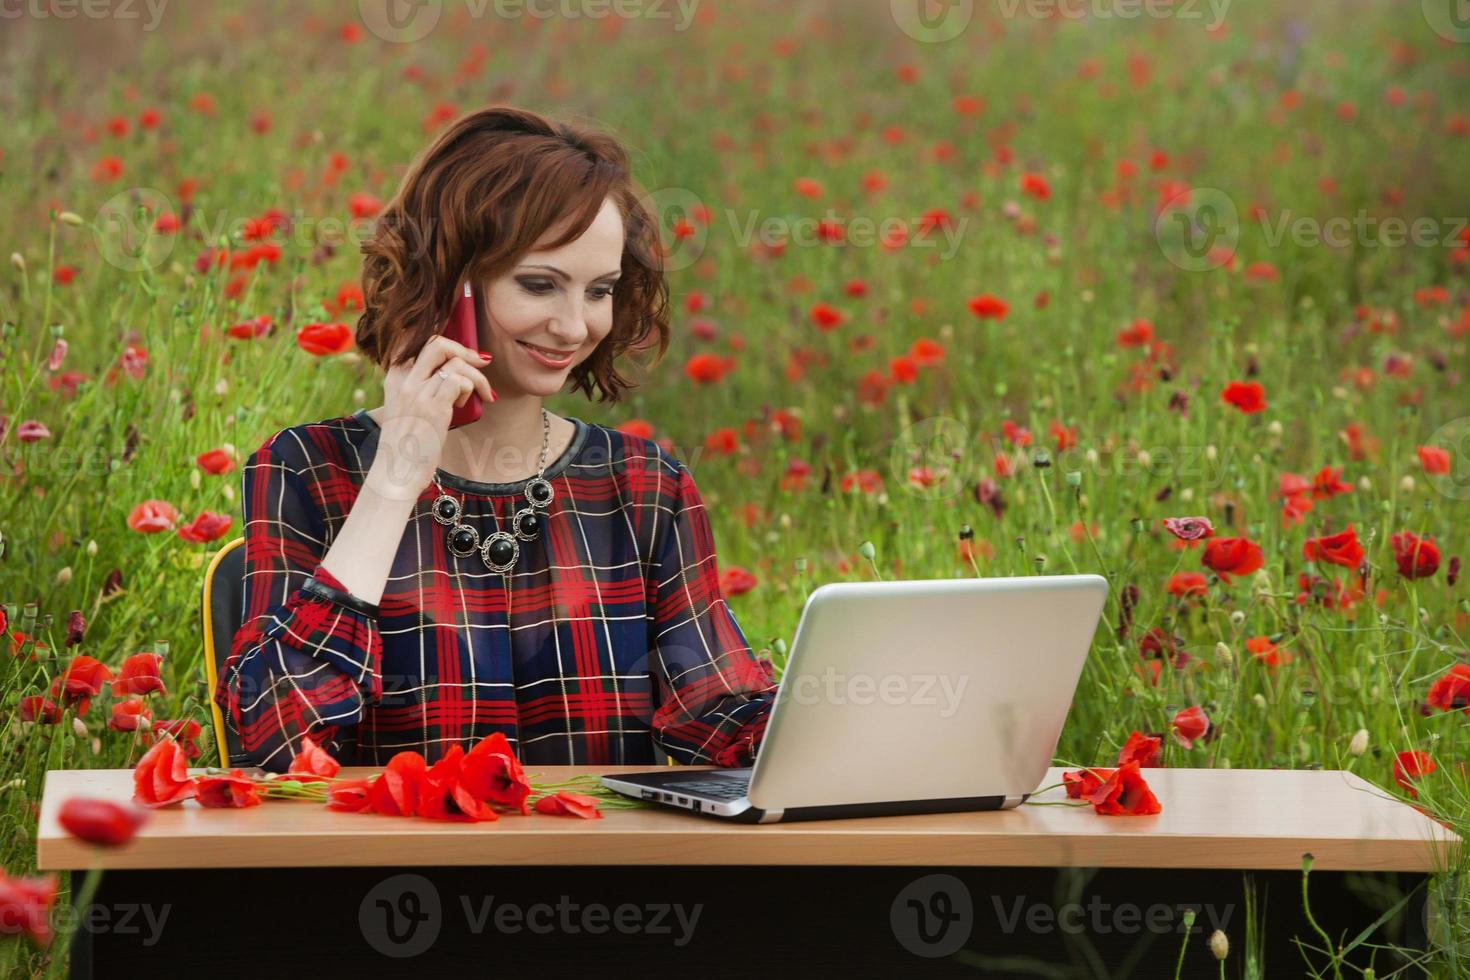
left=1, top=0, right=1468, bottom=973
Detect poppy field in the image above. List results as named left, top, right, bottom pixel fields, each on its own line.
left=1, top=0, right=1469, bottom=974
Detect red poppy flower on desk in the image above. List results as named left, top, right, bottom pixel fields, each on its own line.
left=1061, top=762, right=1163, bottom=816
left=129, top=731, right=612, bottom=822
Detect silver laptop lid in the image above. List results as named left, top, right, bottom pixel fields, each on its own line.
left=747, top=574, right=1109, bottom=811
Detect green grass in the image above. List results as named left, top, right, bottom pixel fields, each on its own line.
left=1, top=0, right=1467, bottom=973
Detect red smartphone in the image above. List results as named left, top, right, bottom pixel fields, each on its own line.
left=444, top=281, right=484, bottom=429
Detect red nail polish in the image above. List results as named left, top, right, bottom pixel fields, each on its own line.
left=478, top=351, right=492, bottom=361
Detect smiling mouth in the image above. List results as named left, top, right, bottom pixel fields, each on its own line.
left=518, top=341, right=577, bottom=358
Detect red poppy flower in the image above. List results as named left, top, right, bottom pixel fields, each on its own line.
left=19, top=695, right=62, bottom=724
left=1276, top=471, right=1311, bottom=498
left=295, top=322, right=354, bottom=356
left=1280, top=492, right=1314, bottom=528
left=418, top=746, right=499, bottom=822
left=1117, top=319, right=1153, bottom=347
left=177, top=512, right=233, bottom=543
left=793, top=176, right=824, bottom=199
left=1391, top=532, right=1440, bottom=579
left=1086, top=762, right=1161, bottom=815
left=684, top=353, right=732, bottom=384
left=348, top=193, right=382, bottom=219
left=1064, top=762, right=1161, bottom=815
left=1417, top=446, right=1451, bottom=476
left=1393, top=750, right=1435, bottom=798
left=59, top=797, right=148, bottom=846
left=1020, top=172, right=1052, bottom=201
left=1170, top=706, right=1210, bottom=749
left=461, top=732, right=531, bottom=815
left=327, top=779, right=376, bottom=813
left=112, top=653, right=166, bottom=696
left=1001, top=420, right=1032, bottom=448
left=226, top=314, right=273, bottom=340
left=1201, top=536, right=1264, bottom=583
left=109, top=698, right=152, bottom=732
left=1063, top=767, right=1106, bottom=799
left=1303, top=527, right=1365, bottom=569
left=0, top=872, right=59, bottom=946
left=368, top=751, right=429, bottom=816
left=1310, top=466, right=1353, bottom=499
left=968, top=294, right=1010, bottom=320
left=1221, top=380, right=1267, bottom=413
left=127, top=499, right=180, bottom=533
left=720, top=566, right=758, bottom=596
left=196, top=449, right=236, bottom=475
left=1161, top=516, right=1215, bottom=541
left=288, top=733, right=341, bottom=782
left=1166, top=572, right=1209, bottom=599
left=196, top=770, right=263, bottom=809
left=533, top=791, right=604, bottom=819
left=50, top=655, right=116, bottom=708
left=1116, top=732, right=1161, bottom=768
left=809, top=302, right=844, bottom=330
left=151, top=718, right=202, bottom=743
left=1245, top=635, right=1293, bottom=667
left=132, top=736, right=198, bottom=808
left=1426, top=664, right=1470, bottom=713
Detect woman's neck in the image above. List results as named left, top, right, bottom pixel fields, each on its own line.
left=438, top=397, right=568, bottom=483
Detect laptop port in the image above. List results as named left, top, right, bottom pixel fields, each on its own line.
left=641, top=790, right=657, bottom=800
left=677, top=796, right=688, bottom=805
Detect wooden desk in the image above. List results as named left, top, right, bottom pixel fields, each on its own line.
left=38, top=766, right=1459, bottom=979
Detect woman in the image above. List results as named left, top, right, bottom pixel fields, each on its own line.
left=214, top=105, right=777, bottom=773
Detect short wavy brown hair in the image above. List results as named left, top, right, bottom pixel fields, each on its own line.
left=355, top=105, right=670, bottom=404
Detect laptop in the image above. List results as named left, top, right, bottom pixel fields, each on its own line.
left=602, top=573, right=1109, bottom=823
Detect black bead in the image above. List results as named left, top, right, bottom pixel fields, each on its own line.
left=434, top=498, right=459, bottom=522
left=449, top=526, right=478, bottom=553
left=487, top=536, right=516, bottom=566
left=514, top=508, right=540, bottom=537
left=529, top=482, right=552, bottom=505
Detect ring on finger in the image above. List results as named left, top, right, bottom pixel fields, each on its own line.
left=435, top=369, right=449, bottom=380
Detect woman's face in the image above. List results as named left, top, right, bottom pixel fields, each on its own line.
left=476, top=195, right=624, bottom=397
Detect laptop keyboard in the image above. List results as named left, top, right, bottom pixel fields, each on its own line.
left=676, top=774, right=751, bottom=800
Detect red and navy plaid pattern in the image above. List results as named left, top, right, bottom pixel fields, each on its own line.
left=213, top=409, right=776, bottom=772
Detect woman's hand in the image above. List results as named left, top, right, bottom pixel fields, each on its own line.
left=364, top=335, right=496, bottom=501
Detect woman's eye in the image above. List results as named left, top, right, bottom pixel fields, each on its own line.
left=590, top=287, right=614, bottom=301
left=519, top=280, right=553, bottom=295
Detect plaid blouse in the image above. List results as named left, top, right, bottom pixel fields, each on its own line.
left=213, top=408, right=777, bottom=773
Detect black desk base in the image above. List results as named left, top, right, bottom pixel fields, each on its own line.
left=67, top=865, right=1430, bottom=978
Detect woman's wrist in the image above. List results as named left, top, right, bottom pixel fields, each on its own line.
left=362, top=457, right=430, bottom=503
